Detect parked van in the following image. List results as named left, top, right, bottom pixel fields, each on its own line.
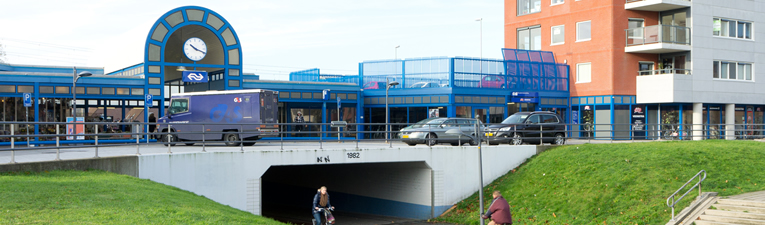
left=157, top=89, right=279, bottom=146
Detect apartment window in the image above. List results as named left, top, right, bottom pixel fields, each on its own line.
left=713, top=60, right=753, bottom=81
left=714, top=18, right=752, bottom=39
left=518, top=25, right=541, bottom=50
left=577, top=21, right=591, bottom=42
left=551, top=25, right=564, bottom=45
left=518, top=0, right=541, bottom=16
left=576, top=63, right=591, bottom=83
left=552, top=0, right=564, bottom=5
left=639, top=62, right=654, bottom=76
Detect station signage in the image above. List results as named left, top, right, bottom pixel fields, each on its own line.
left=511, top=92, right=538, bottom=98
left=182, top=71, right=209, bottom=83
left=510, top=97, right=538, bottom=103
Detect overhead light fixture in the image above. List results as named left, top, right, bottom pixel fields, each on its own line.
left=176, top=66, right=187, bottom=71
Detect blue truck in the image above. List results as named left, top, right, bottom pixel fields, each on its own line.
left=157, top=89, right=279, bottom=146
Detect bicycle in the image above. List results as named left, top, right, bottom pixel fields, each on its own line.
left=313, top=207, right=335, bottom=225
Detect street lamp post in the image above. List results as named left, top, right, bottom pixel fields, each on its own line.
left=475, top=17, right=486, bottom=225
left=395, top=45, right=400, bottom=60
left=71, top=67, right=92, bottom=141
left=385, top=78, right=399, bottom=142
left=72, top=67, right=93, bottom=118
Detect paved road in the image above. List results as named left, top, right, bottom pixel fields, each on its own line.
left=0, top=138, right=678, bottom=165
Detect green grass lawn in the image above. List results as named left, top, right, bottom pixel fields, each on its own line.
left=0, top=169, right=285, bottom=224
left=437, top=140, right=765, bottom=225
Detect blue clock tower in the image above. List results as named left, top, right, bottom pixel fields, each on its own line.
left=143, top=6, right=244, bottom=119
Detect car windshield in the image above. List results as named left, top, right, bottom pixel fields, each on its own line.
left=501, top=114, right=528, bottom=124
left=410, top=118, right=446, bottom=128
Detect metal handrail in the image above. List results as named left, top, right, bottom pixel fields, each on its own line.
left=666, top=170, right=707, bottom=221
left=626, top=24, right=691, bottom=46
left=637, top=68, right=692, bottom=76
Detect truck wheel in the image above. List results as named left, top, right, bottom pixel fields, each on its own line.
left=163, top=132, right=177, bottom=146
left=243, top=142, right=255, bottom=146
left=224, top=133, right=240, bottom=146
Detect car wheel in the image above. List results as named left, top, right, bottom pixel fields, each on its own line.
left=243, top=142, right=256, bottom=146
left=224, top=132, right=240, bottom=146
left=488, top=141, right=498, bottom=146
left=554, top=133, right=565, bottom=145
left=511, top=133, right=523, bottom=145
left=469, top=137, right=478, bottom=146
left=407, top=143, right=417, bottom=146
left=426, top=133, right=437, bottom=146
left=450, top=143, right=460, bottom=146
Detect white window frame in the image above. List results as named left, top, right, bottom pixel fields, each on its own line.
left=713, top=60, right=754, bottom=81
left=517, top=25, right=542, bottom=50
left=518, top=0, right=542, bottom=16
left=551, top=0, right=564, bottom=6
left=576, top=21, right=592, bottom=42
left=551, top=25, right=565, bottom=46
left=576, top=62, right=592, bottom=83
left=713, top=17, right=753, bottom=40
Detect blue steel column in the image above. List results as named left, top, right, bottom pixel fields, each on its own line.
left=447, top=58, right=456, bottom=117
left=610, top=96, right=615, bottom=139
left=358, top=63, right=365, bottom=139
left=401, top=60, right=406, bottom=89
left=33, top=83, right=40, bottom=142
left=322, top=100, right=327, bottom=138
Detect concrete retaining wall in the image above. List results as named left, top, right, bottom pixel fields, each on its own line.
left=0, top=156, right=138, bottom=177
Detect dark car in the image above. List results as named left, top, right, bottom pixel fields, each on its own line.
left=485, top=111, right=566, bottom=145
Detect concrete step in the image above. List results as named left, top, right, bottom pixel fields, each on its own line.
left=718, top=198, right=765, bottom=208
left=713, top=204, right=765, bottom=214
left=698, top=214, right=765, bottom=225
left=705, top=209, right=765, bottom=220
left=693, top=220, right=742, bottom=225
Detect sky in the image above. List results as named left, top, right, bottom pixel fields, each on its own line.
left=0, top=0, right=505, bottom=80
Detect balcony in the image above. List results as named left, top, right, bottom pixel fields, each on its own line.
left=625, top=0, right=691, bottom=11
left=625, top=25, right=691, bottom=54
left=636, top=69, right=693, bottom=104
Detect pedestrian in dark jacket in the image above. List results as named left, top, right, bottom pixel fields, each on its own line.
left=312, top=186, right=335, bottom=225
left=482, top=190, right=513, bottom=225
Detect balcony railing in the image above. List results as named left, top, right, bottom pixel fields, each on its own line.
left=638, top=68, right=691, bottom=76
left=626, top=25, right=690, bottom=46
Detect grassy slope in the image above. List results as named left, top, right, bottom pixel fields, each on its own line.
left=0, top=170, right=285, bottom=224
left=437, top=140, right=765, bottom=225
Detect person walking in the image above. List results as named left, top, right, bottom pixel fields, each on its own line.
left=148, top=113, right=157, bottom=139
left=312, top=186, right=335, bottom=225
left=482, top=190, right=513, bottom=225
left=294, top=111, right=306, bottom=137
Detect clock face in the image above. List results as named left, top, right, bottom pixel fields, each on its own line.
left=183, top=37, right=207, bottom=61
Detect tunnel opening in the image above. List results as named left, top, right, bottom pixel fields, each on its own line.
left=261, top=161, right=434, bottom=224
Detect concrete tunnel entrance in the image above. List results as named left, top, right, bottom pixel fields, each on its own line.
left=261, top=161, right=434, bottom=224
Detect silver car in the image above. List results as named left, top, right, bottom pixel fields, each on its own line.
left=399, top=117, right=483, bottom=146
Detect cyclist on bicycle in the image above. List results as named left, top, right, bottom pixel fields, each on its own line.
left=312, top=186, right=335, bottom=225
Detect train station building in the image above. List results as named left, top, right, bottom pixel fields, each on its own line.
left=0, top=5, right=574, bottom=144
left=11, top=2, right=764, bottom=143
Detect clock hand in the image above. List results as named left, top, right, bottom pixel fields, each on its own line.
left=190, top=45, right=206, bottom=54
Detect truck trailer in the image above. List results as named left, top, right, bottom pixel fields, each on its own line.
left=157, top=89, right=278, bottom=146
